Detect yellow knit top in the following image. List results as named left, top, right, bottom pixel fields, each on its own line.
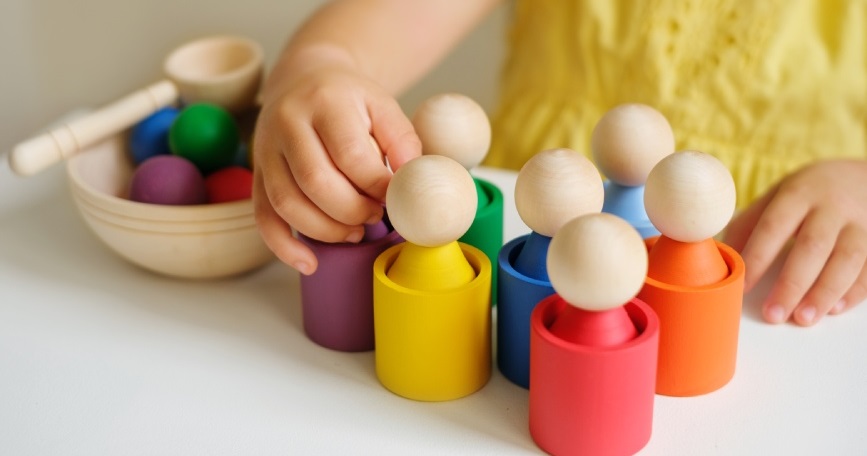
left=485, top=0, right=866, bottom=208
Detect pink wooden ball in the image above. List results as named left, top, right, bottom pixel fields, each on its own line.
left=514, top=148, right=604, bottom=237
left=644, top=150, right=736, bottom=242
left=385, top=155, right=477, bottom=247
left=591, top=103, right=675, bottom=186
left=129, top=155, right=207, bottom=205
left=412, top=93, right=491, bottom=169
left=547, top=213, right=649, bottom=311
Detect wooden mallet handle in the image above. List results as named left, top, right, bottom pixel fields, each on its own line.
left=9, top=80, right=177, bottom=176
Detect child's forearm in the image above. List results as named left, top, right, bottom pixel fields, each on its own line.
left=264, top=0, right=502, bottom=100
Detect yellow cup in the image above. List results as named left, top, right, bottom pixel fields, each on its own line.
left=373, top=242, right=492, bottom=401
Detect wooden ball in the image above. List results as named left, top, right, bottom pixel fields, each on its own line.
left=129, top=107, right=179, bottom=165
left=591, top=103, right=675, bottom=186
left=644, top=150, right=736, bottom=242
left=514, top=148, right=604, bottom=237
left=169, top=103, right=240, bottom=175
left=205, top=166, right=253, bottom=203
left=385, top=155, right=477, bottom=247
left=129, top=155, right=207, bottom=205
left=547, top=213, right=649, bottom=311
left=412, top=93, right=491, bottom=169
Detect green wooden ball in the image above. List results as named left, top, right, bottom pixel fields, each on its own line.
left=169, top=103, right=240, bottom=174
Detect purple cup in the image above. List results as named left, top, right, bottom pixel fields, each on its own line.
left=298, top=222, right=403, bottom=352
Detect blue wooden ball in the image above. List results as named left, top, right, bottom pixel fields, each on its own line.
left=129, top=107, right=180, bottom=165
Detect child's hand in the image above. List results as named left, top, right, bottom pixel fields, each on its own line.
left=253, top=65, right=421, bottom=275
left=724, top=159, right=867, bottom=326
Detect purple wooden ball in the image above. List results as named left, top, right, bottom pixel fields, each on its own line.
left=129, top=155, right=208, bottom=205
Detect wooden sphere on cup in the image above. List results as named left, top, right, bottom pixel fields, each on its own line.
left=412, top=93, right=491, bottom=169
left=514, top=148, right=604, bottom=237
left=591, top=103, right=675, bottom=186
left=547, top=213, right=649, bottom=311
left=644, top=150, right=736, bottom=243
left=385, top=155, right=477, bottom=247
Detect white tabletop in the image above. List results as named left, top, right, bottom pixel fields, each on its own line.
left=1, top=162, right=865, bottom=456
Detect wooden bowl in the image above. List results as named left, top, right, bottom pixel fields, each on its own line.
left=66, top=133, right=273, bottom=279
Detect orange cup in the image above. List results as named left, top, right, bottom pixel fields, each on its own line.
left=638, top=236, right=745, bottom=396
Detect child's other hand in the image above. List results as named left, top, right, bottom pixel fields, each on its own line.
left=253, top=65, right=421, bottom=275
left=724, top=159, right=867, bottom=326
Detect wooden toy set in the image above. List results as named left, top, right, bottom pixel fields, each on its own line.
left=294, top=98, right=744, bottom=453
left=11, top=35, right=747, bottom=450
left=9, top=35, right=271, bottom=280
left=496, top=104, right=745, bottom=454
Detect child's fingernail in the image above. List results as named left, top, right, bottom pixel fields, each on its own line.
left=366, top=213, right=382, bottom=225
left=797, top=306, right=816, bottom=325
left=765, top=304, right=785, bottom=324
left=344, top=229, right=364, bottom=243
left=294, top=261, right=312, bottom=275
left=832, top=300, right=846, bottom=314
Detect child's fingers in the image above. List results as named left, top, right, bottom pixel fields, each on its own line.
left=761, top=208, right=840, bottom=324
left=792, top=224, right=867, bottom=326
left=315, top=111, right=393, bottom=203
left=739, top=188, right=808, bottom=293
left=723, top=185, right=777, bottom=264
left=835, top=262, right=867, bottom=315
left=368, top=96, right=422, bottom=171
left=261, top=151, right=365, bottom=244
left=286, top=124, right=384, bottom=226
left=253, top=171, right=318, bottom=275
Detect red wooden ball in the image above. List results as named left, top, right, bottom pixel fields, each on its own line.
left=205, top=166, right=253, bottom=203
